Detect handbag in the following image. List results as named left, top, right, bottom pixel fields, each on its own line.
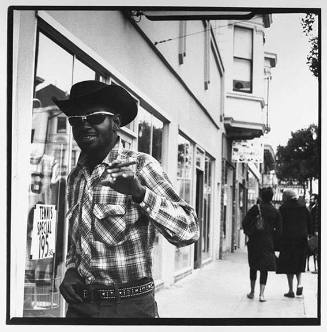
left=256, top=204, right=264, bottom=230
left=307, top=235, right=318, bottom=254
left=243, top=204, right=264, bottom=236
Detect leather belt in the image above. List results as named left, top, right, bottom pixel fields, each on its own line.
left=78, top=280, right=154, bottom=302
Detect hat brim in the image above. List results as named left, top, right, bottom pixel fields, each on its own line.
left=52, top=85, right=137, bottom=127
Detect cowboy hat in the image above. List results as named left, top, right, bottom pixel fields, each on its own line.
left=52, top=80, right=137, bottom=127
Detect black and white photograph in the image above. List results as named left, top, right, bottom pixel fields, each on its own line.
left=4, top=0, right=325, bottom=329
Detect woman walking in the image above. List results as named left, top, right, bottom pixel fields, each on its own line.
left=277, top=190, right=312, bottom=297
left=242, top=187, right=282, bottom=302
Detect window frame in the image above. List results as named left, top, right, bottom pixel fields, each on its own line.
left=232, top=25, right=253, bottom=94
left=137, top=105, right=165, bottom=164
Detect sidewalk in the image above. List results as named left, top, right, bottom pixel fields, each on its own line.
left=155, top=249, right=318, bottom=318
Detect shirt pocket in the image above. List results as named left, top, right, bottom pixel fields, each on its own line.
left=93, top=203, right=127, bottom=246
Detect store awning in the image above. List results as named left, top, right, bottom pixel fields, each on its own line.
left=139, top=10, right=256, bottom=21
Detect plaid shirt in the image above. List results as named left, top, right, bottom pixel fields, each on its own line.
left=65, top=139, right=199, bottom=286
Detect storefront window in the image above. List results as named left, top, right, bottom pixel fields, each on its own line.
left=24, top=32, right=74, bottom=317
left=137, top=107, right=163, bottom=164
left=24, top=31, right=101, bottom=317
left=248, top=170, right=259, bottom=209
left=202, top=154, right=213, bottom=260
left=137, top=107, right=164, bottom=280
left=175, top=134, right=194, bottom=272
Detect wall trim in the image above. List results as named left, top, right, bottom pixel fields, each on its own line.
left=226, top=91, right=265, bottom=108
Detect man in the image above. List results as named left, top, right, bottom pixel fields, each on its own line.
left=309, top=194, right=319, bottom=273
left=309, top=194, right=319, bottom=237
left=53, top=80, right=199, bottom=318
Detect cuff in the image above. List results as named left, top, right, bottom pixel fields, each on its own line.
left=66, top=262, right=77, bottom=270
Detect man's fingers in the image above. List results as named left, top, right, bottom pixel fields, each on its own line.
left=107, top=166, right=130, bottom=175
left=100, top=170, right=134, bottom=188
left=110, top=169, right=134, bottom=178
left=108, top=160, right=136, bottom=168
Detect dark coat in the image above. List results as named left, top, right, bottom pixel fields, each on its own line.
left=277, top=199, right=312, bottom=274
left=242, top=202, right=282, bottom=271
left=310, top=203, right=319, bottom=234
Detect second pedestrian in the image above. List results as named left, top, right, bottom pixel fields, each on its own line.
left=276, top=189, right=312, bottom=298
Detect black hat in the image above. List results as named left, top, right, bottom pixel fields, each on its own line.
left=52, top=80, right=138, bottom=127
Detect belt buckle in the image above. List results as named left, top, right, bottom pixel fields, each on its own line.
left=81, top=289, right=90, bottom=302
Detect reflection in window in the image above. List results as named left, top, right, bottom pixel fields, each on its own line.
left=137, top=108, right=163, bottom=164
left=177, top=136, right=193, bottom=203
left=137, top=108, right=164, bottom=280
left=121, top=138, right=132, bottom=150
left=233, top=26, right=253, bottom=93
left=24, top=31, right=103, bottom=317
left=25, top=32, right=74, bottom=317
left=175, top=134, right=193, bottom=272
left=202, top=154, right=213, bottom=259
left=56, top=117, right=67, bottom=133
left=73, top=58, right=96, bottom=83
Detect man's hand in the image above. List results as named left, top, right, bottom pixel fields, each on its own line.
left=101, top=160, right=146, bottom=202
left=59, top=268, right=84, bottom=304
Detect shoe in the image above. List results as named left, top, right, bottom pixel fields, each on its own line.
left=284, top=291, right=295, bottom=298
left=259, top=295, right=267, bottom=302
left=296, top=286, right=303, bottom=296
left=247, top=293, right=254, bottom=299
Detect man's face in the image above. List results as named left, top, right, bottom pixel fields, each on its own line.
left=71, top=105, right=118, bottom=155
left=310, top=195, right=317, bottom=204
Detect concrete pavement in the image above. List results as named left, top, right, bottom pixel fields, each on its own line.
left=155, top=249, right=318, bottom=318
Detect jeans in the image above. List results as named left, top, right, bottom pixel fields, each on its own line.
left=66, top=290, right=159, bottom=318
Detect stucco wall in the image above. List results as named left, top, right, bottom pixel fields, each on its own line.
left=47, top=10, right=221, bottom=159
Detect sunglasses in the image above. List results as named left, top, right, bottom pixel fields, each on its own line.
left=68, top=111, right=114, bottom=127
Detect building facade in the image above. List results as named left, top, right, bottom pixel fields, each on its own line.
left=10, top=9, right=276, bottom=318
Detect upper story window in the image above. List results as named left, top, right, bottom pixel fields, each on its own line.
left=56, top=117, right=67, bottom=133
left=233, top=26, right=253, bottom=93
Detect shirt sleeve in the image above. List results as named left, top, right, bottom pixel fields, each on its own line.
left=137, top=156, right=199, bottom=247
left=65, top=241, right=77, bottom=270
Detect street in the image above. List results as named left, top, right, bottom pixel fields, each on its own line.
left=155, top=249, right=318, bottom=319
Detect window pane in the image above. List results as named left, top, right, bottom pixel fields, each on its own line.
left=234, top=26, right=252, bottom=59
left=137, top=108, right=152, bottom=155
left=25, top=32, right=74, bottom=317
left=177, top=136, right=193, bottom=203
left=56, top=117, right=67, bottom=133
left=175, top=134, right=193, bottom=272
left=36, top=33, right=73, bottom=95
left=73, top=58, right=96, bottom=83
left=233, top=58, right=251, bottom=92
left=202, top=155, right=213, bottom=259
left=152, top=116, right=163, bottom=163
